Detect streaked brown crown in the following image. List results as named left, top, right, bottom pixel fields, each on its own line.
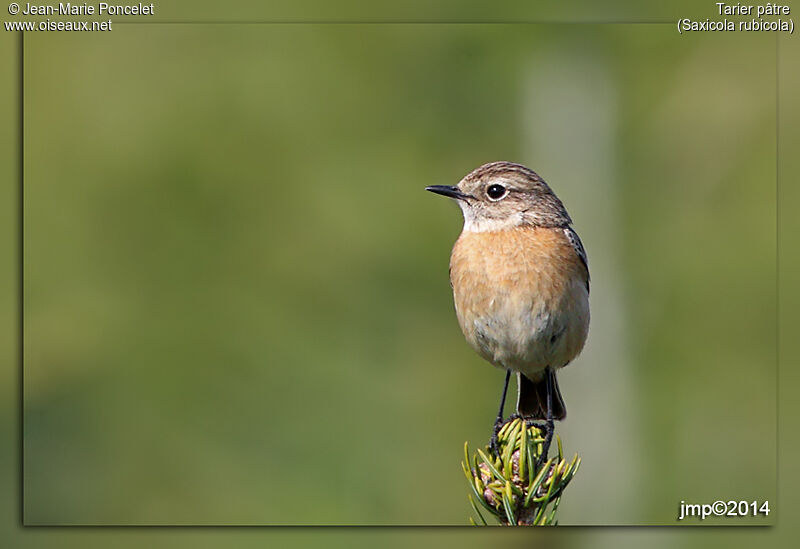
left=456, top=161, right=572, bottom=229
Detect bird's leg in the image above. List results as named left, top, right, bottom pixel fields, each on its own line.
left=489, top=370, right=512, bottom=456
left=537, top=367, right=556, bottom=468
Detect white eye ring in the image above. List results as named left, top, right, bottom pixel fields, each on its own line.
left=486, top=184, right=508, bottom=201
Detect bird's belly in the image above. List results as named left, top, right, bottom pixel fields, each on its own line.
left=449, top=227, right=590, bottom=378
left=460, top=285, right=588, bottom=377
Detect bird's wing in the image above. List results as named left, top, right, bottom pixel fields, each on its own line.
left=564, top=226, right=590, bottom=293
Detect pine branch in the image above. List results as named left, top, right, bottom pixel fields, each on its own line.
left=462, top=418, right=581, bottom=526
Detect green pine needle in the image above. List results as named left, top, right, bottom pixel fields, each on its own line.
left=461, top=417, right=581, bottom=526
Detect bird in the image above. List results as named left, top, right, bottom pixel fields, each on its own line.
left=426, top=161, right=590, bottom=455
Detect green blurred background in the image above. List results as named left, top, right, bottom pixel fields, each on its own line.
left=2, top=0, right=798, bottom=545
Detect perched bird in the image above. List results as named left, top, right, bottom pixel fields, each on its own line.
left=426, top=161, right=590, bottom=450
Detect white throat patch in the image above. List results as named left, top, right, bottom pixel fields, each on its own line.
left=459, top=201, right=524, bottom=233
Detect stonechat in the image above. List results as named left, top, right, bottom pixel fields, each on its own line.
left=427, top=161, right=590, bottom=452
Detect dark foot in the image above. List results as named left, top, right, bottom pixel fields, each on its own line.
left=489, top=416, right=504, bottom=456
left=490, top=370, right=513, bottom=457
left=536, top=418, right=555, bottom=469
left=535, top=367, right=556, bottom=469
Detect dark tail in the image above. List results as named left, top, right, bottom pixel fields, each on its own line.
left=516, top=371, right=566, bottom=420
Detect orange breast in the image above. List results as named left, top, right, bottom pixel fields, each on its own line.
left=449, top=226, right=589, bottom=376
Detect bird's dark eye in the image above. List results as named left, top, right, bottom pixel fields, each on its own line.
left=486, top=184, right=507, bottom=200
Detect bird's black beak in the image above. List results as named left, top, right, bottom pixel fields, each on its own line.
left=425, top=185, right=471, bottom=200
